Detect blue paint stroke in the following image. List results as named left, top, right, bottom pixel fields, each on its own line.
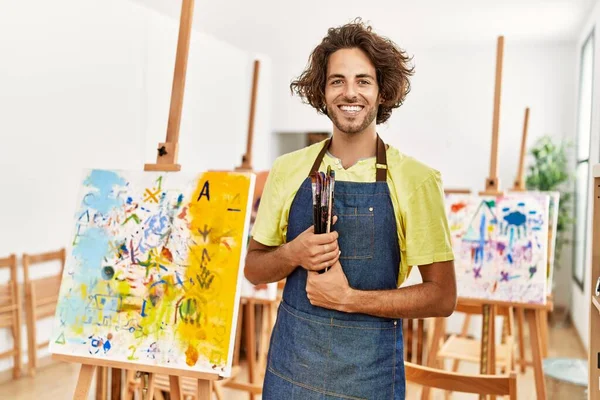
left=83, top=170, right=126, bottom=214
left=474, top=213, right=486, bottom=265
left=504, top=211, right=526, bottom=228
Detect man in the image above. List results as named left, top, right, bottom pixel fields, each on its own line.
left=245, top=19, right=456, bottom=399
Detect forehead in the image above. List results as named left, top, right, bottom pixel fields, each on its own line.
left=326, top=48, right=376, bottom=76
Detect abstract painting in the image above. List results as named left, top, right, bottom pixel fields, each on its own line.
left=445, top=193, right=550, bottom=305
left=49, top=169, right=255, bottom=377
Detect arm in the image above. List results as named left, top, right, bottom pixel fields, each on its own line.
left=306, top=260, right=457, bottom=319
left=347, top=260, right=456, bottom=318
left=244, top=239, right=297, bottom=284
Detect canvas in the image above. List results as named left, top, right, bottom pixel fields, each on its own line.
left=446, top=193, right=550, bottom=305
left=49, top=169, right=255, bottom=377
left=545, top=191, right=560, bottom=293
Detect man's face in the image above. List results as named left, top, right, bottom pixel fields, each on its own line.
left=325, top=48, right=380, bottom=135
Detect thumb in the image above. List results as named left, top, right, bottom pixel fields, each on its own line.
left=332, top=215, right=338, bottom=225
left=304, top=224, right=315, bottom=234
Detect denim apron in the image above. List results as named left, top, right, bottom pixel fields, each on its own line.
left=263, top=136, right=405, bottom=400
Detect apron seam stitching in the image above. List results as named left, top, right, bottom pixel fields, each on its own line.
left=267, top=366, right=367, bottom=400
left=281, top=302, right=396, bottom=330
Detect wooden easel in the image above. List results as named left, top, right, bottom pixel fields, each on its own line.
left=430, top=36, right=550, bottom=400
left=220, top=58, right=279, bottom=400
left=55, top=1, right=221, bottom=399
left=509, top=107, right=553, bottom=374
left=512, top=107, right=530, bottom=192
left=588, top=164, right=600, bottom=400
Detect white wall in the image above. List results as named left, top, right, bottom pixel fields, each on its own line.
left=274, top=41, right=575, bottom=189
left=570, top=1, right=600, bottom=350
left=273, top=40, right=577, bottom=313
left=0, top=0, right=271, bottom=375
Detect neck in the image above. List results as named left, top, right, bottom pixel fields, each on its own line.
left=329, top=128, right=377, bottom=169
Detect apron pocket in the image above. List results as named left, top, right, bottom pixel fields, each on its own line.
left=335, top=205, right=374, bottom=260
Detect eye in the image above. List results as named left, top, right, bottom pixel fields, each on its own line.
left=358, top=80, right=371, bottom=85
left=330, top=79, right=343, bottom=85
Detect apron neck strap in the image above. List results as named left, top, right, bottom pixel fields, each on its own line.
left=309, top=134, right=388, bottom=182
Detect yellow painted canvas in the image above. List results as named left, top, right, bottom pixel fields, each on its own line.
left=49, top=169, right=255, bottom=377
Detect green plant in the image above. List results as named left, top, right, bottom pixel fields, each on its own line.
left=525, top=135, right=574, bottom=263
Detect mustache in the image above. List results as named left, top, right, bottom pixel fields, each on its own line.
left=335, top=97, right=365, bottom=105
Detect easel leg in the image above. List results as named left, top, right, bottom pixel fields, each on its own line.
left=143, top=373, right=156, bottom=400
left=197, top=379, right=212, bottom=400
left=111, top=368, right=123, bottom=400
left=407, top=319, right=414, bottom=362
left=417, top=319, right=424, bottom=365
left=213, top=382, right=224, bottom=400
left=234, top=299, right=245, bottom=367
left=488, top=305, right=497, bottom=400
left=526, top=309, right=547, bottom=399
left=516, top=307, right=526, bottom=373
left=538, top=309, right=549, bottom=358
left=479, top=305, right=491, bottom=400
left=95, top=366, right=108, bottom=400
left=245, top=299, right=257, bottom=400
left=74, top=364, right=97, bottom=400
left=169, top=375, right=182, bottom=400
left=257, top=301, right=273, bottom=377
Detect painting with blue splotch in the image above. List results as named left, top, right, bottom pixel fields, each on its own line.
left=49, top=168, right=255, bottom=377
left=445, top=193, right=550, bottom=305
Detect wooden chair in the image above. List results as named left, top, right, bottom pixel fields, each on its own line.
left=0, top=254, right=23, bottom=379
left=22, top=248, right=65, bottom=376
left=404, top=318, right=426, bottom=365
left=437, top=303, right=515, bottom=374
left=405, top=361, right=517, bottom=400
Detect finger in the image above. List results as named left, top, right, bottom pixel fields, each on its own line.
left=332, top=215, right=338, bottom=225
left=317, top=247, right=340, bottom=263
left=314, top=251, right=340, bottom=271
left=303, top=224, right=315, bottom=234
left=313, top=230, right=339, bottom=244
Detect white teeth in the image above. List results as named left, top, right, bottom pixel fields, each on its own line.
left=340, top=105, right=363, bottom=112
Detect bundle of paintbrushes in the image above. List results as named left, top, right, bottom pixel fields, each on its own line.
left=310, top=166, right=335, bottom=234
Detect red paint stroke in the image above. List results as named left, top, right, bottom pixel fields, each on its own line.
left=161, top=247, right=173, bottom=263
left=451, top=202, right=467, bottom=213
left=178, top=206, right=188, bottom=219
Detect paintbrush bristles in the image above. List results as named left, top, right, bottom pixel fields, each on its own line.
left=310, top=168, right=335, bottom=235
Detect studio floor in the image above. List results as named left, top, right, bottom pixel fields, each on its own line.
left=0, top=318, right=586, bottom=399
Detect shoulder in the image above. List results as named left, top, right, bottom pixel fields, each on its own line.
left=386, top=145, right=442, bottom=199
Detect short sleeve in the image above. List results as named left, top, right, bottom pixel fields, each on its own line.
left=404, top=171, right=455, bottom=266
left=250, top=158, right=285, bottom=247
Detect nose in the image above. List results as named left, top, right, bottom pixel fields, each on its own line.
left=343, top=83, right=358, bottom=100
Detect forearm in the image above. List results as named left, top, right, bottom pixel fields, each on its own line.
left=244, top=243, right=298, bottom=284
left=343, top=282, right=456, bottom=319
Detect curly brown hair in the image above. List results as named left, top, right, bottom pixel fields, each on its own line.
left=290, top=18, right=414, bottom=124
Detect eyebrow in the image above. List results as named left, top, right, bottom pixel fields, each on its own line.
left=327, top=73, right=376, bottom=81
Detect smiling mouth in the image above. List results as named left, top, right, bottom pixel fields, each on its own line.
left=338, top=105, right=364, bottom=116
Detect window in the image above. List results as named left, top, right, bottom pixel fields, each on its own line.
left=572, top=30, right=595, bottom=289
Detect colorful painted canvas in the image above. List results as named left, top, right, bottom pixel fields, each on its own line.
left=545, top=191, right=560, bottom=293
left=49, top=169, right=255, bottom=377
left=445, top=193, right=550, bottom=305
left=241, top=170, right=278, bottom=301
